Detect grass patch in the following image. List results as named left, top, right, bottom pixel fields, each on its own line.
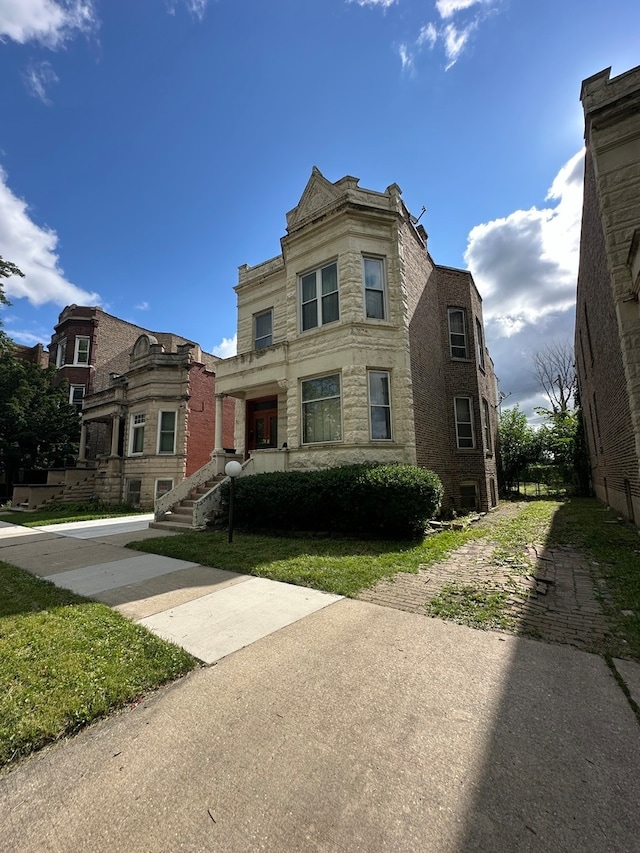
left=128, top=526, right=488, bottom=598
left=0, top=502, right=147, bottom=528
left=426, top=584, right=512, bottom=630
left=0, top=562, right=197, bottom=768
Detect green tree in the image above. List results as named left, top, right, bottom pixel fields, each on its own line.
left=0, top=256, right=24, bottom=353
left=0, top=351, right=80, bottom=489
left=497, top=405, right=540, bottom=494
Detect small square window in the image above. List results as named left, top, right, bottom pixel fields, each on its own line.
left=155, top=479, right=174, bottom=499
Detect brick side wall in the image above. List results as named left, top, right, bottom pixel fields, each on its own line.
left=183, top=366, right=236, bottom=476
left=575, top=147, right=640, bottom=519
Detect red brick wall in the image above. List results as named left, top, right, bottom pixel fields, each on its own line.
left=404, top=221, right=498, bottom=513
left=575, top=148, right=640, bottom=516
left=184, top=366, right=236, bottom=476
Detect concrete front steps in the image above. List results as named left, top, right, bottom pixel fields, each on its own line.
left=13, top=472, right=97, bottom=511
left=150, top=475, right=225, bottom=532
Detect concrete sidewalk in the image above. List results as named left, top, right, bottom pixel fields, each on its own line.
left=0, top=517, right=341, bottom=663
left=1, top=515, right=640, bottom=851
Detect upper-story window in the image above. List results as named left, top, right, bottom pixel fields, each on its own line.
left=363, top=257, right=386, bottom=320
left=454, top=396, right=475, bottom=449
left=475, top=318, right=485, bottom=370
left=73, top=336, right=90, bottom=365
left=300, top=262, right=339, bottom=331
left=55, top=338, right=66, bottom=368
left=157, top=411, right=177, bottom=454
left=129, top=413, right=146, bottom=455
left=448, top=308, right=468, bottom=359
left=254, top=309, right=273, bottom=350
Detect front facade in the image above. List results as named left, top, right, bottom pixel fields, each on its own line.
left=79, top=334, right=235, bottom=507
left=575, top=65, right=640, bottom=524
left=215, top=169, right=499, bottom=513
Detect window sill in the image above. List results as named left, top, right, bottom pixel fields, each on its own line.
left=450, top=356, right=473, bottom=363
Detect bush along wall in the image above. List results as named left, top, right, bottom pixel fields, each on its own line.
left=221, top=464, right=443, bottom=539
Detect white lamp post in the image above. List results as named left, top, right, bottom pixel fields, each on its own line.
left=225, top=460, right=242, bottom=543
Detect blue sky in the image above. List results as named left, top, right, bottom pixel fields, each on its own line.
left=0, top=0, right=638, bottom=418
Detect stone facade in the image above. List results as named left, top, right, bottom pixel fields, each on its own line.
left=576, top=65, right=640, bottom=523
left=80, top=334, right=235, bottom=508
left=215, top=168, right=499, bottom=513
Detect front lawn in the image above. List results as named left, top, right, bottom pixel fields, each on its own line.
left=0, top=502, right=149, bottom=527
left=0, top=562, right=197, bottom=768
left=129, top=526, right=487, bottom=597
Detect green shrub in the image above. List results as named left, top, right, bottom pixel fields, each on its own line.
left=222, top=464, right=442, bottom=538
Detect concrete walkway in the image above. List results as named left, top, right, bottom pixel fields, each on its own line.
left=0, top=517, right=341, bottom=664
left=1, top=514, right=640, bottom=851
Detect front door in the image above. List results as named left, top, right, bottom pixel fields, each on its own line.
left=247, top=397, right=278, bottom=453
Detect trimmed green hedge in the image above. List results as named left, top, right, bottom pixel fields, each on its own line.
left=221, top=464, right=443, bottom=538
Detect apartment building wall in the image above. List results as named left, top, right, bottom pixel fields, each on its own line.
left=216, top=168, right=498, bottom=512
left=576, top=65, right=640, bottom=523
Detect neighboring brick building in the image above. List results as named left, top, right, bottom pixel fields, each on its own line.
left=12, top=306, right=234, bottom=510
left=575, top=65, right=640, bottom=524
left=215, top=168, right=499, bottom=513
left=79, top=333, right=234, bottom=507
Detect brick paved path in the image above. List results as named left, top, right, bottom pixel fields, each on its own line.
left=357, top=502, right=614, bottom=653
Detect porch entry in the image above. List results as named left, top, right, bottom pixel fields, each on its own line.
left=247, top=397, right=278, bottom=453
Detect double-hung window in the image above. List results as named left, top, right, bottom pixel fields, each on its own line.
left=475, top=318, right=485, bottom=370
left=300, top=262, right=339, bottom=331
left=454, top=397, right=475, bottom=449
left=368, top=370, right=392, bottom=440
left=482, top=398, right=491, bottom=452
left=73, top=336, right=90, bottom=365
left=69, top=385, right=85, bottom=411
left=130, top=413, right=145, bottom=455
left=157, top=411, right=177, bottom=454
left=254, top=309, right=273, bottom=349
left=363, top=257, right=386, bottom=320
left=55, top=338, right=66, bottom=368
left=448, top=309, right=468, bottom=359
left=301, top=374, right=342, bottom=443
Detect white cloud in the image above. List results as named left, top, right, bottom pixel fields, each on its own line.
left=0, top=0, right=97, bottom=48
left=166, top=0, right=210, bottom=20
left=136, top=301, right=150, bottom=311
left=442, top=22, right=475, bottom=68
left=0, top=166, right=101, bottom=307
left=465, top=150, right=585, bottom=414
left=23, top=60, right=59, bottom=103
left=398, top=43, right=414, bottom=73
left=349, top=0, right=397, bottom=7
left=212, top=334, right=237, bottom=359
left=417, top=22, right=438, bottom=48
left=436, top=0, right=488, bottom=19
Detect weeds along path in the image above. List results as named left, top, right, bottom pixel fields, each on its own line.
left=358, top=500, right=615, bottom=656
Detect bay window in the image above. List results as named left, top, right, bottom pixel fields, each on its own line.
left=301, top=374, right=342, bottom=443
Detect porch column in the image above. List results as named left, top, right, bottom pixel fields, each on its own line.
left=214, top=394, right=225, bottom=452
left=110, top=414, right=120, bottom=457
left=78, top=422, right=88, bottom=462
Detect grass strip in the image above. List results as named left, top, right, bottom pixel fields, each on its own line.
left=0, top=502, right=148, bottom=528
left=0, top=562, right=197, bottom=768
left=128, top=526, right=488, bottom=598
